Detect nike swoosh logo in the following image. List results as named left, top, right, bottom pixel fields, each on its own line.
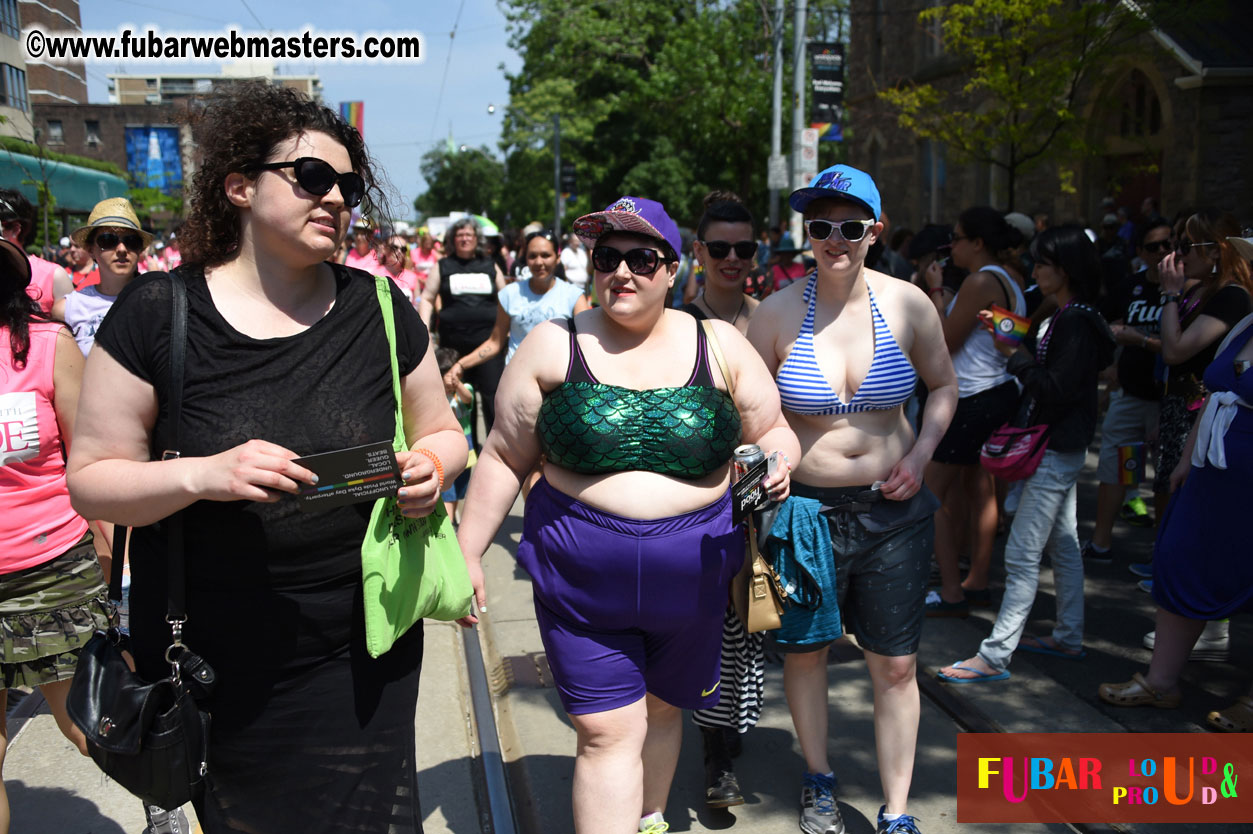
left=701, top=682, right=721, bottom=697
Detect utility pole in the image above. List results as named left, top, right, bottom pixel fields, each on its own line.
left=552, top=114, right=562, bottom=239
left=768, top=0, right=785, bottom=229
left=790, top=0, right=808, bottom=247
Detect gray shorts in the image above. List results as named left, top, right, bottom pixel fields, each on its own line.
left=1096, top=389, right=1159, bottom=486
left=778, top=483, right=936, bottom=657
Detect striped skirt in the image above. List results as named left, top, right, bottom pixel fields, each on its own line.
left=691, top=606, right=765, bottom=732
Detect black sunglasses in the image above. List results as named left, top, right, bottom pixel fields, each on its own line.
left=592, top=245, right=671, bottom=276
left=251, top=157, right=365, bottom=208
left=1141, top=239, right=1171, bottom=254
left=701, top=239, right=758, bottom=260
left=1176, top=237, right=1216, bottom=256
left=804, top=218, right=875, bottom=243
left=93, top=231, right=145, bottom=252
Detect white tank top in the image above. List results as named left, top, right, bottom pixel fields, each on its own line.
left=947, top=264, right=1027, bottom=397
left=63, top=285, right=118, bottom=356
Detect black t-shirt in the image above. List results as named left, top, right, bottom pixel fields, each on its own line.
left=1110, top=268, right=1165, bottom=400
left=437, top=255, right=499, bottom=352
left=94, top=263, right=428, bottom=594
left=1168, top=284, right=1253, bottom=400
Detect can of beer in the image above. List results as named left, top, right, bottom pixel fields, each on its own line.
left=733, top=443, right=765, bottom=483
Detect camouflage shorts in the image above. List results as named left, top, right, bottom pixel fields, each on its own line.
left=1, top=534, right=112, bottom=690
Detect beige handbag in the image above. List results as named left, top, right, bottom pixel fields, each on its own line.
left=701, top=320, right=785, bottom=633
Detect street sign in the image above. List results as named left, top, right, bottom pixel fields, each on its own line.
left=767, top=155, right=788, bottom=190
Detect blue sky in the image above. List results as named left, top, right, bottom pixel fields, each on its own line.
left=80, top=0, right=519, bottom=219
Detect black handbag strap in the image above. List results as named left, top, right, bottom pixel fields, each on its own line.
left=165, top=271, right=188, bottom=622
left=103, top=273, right=186, bottom=622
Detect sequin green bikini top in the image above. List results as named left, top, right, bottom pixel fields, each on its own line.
left=538, top=319, right=742, bottom=479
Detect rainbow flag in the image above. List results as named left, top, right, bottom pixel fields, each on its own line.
left=810, top=121, right=843, bottom=142
left=989, top=305, right=1030, bottom=345
left=1118, top=443, right=1145, bottom=486
left=340, top=101, right=364, bottom=136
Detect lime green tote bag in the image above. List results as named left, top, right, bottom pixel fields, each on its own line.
left=361, top=277, right=473, bottom=658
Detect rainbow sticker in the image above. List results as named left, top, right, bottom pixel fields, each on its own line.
left=989, top=305, right=1030, bottom=346
left=1118, top=443, right=1145, bottom=486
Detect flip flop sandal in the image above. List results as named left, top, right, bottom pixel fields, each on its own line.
left=1098, top=672, right=1181, bottom=708
left=936, top=661, right=1010, bottom=683
left=1019, top=634, right=1087, bottom=659
left=1206, top=695, right=1253, bottom=733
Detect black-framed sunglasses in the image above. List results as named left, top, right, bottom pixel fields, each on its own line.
left=93, top=231, right=145, bottom=252
left=701, top=239, right=758, bottom=260
left=250, top=157, right=366, bottom=208
left=592, top=245, right=671, bottom=276
left=804, top=218, right=875, bottom=243
left=1176, top=237, right=1216, bottom=256
left=1141, top=239, right=1171, bottom=254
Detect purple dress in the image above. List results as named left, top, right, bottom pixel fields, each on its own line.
left=1153, top=322, right=1253, bottom=619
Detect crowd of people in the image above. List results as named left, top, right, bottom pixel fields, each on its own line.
left=1, top=79, right=1250, bottom=834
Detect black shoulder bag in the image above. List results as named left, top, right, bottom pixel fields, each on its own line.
left=67, top=270, right=217, bottom=809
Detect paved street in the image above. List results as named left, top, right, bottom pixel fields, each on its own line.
left=5, top=449, right=1249, bottom=834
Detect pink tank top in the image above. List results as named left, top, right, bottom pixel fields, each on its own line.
left=25, top=255, right=59, bottom=313
left=1, top=321, right=89, bottom=573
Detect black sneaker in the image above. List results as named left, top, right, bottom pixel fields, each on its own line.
left=1119, top=497, right=1153, bottom=527
left=1081, top=540, right=1113, bottom=564
left=144, top=806, right=189, bottom=834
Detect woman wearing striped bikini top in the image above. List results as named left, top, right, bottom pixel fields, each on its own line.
left=748, top=176, right=957, bottom=494
left=745, top=164, right=958, bottom=832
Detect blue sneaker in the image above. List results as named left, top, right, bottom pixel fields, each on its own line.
left=1137, top=579, right=1153, bottom=594
left=800, top=772, right=845, bottom=834
left=876, top=806, right=922, bottom=834
left=1128, top=561, right=1153, bottom=578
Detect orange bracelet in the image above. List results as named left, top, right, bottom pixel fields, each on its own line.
left=413, top=448, right=445, bottom=492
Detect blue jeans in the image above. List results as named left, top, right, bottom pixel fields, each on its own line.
left=977, top=449, right=1087, bottom=672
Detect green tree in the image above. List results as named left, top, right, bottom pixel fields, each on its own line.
left=878, top=0, right=1162, bottom=209
left=497, top=0, right=847, bottom=230
left=413, top=145, right=505, bottom=220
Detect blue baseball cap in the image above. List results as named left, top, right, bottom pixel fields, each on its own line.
left=573, top=196, right=682, bottom=261
left=788, top=164, right=882, bottom=221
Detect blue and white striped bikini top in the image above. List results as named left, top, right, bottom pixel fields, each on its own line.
left=776, top=275, right=917, bottom=415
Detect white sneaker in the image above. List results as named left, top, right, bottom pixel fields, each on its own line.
left=1143, top=620, right=1229, bottom=662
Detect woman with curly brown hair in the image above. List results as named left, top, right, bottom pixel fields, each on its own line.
left=66, top=82, right=466, bottom=833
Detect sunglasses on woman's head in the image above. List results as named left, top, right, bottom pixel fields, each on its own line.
left=701, top=240, right=758, bottom=260
left=93, top=231, right=145, bottom=252
left=525, top=229, right=558, bottom=247
left=1176, top=237, right=1216, bottom=256
left=804, top=218, right=875, bottom=243
left=592, top=245, right=671, bottom=276
left=250, top=157, right=365, bottom=208
left=1141, top=239, right=1171, bottom=254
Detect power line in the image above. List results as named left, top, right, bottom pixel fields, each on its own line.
left=237, top=0, right=265, bottom=30
left=427, top=0, right=467, bottom=144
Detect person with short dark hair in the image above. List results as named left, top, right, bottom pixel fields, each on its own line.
left=922, top=207, right=1027, bottom=617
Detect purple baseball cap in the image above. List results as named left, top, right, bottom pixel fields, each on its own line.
left=788, top=164, right=882, bottom=221
left=572, top=196, right=682, bottom=260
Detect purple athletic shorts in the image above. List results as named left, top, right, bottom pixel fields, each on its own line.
left=517, top=478, right=742, bottom=715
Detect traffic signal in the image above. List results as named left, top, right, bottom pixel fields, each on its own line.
left=560, top=161, right=577, bottom=197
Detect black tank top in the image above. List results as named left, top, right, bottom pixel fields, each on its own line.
left=437, top=255, right=498, bottom=352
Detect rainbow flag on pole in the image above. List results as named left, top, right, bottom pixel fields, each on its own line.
left=1118, top=443, right=1145, bottom=486
left=340, top=101, right=364, bottom=137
